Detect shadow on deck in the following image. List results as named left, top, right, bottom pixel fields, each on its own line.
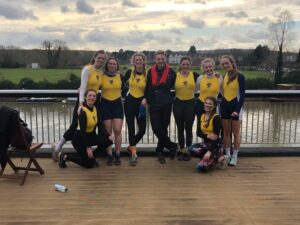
left=0, top=157, right=299, bottom=225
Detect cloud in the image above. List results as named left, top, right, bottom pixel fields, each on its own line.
left=182, top=17, right=206, bottom=29
left=36, top=26, right=66, bottom=32
left=61, top=5, right=70, bottom=13
left=122, top=0, right=139, bottom=7
left=246, top=29, right=268, bottom=40
left=225, top=11, right=248, bottom=19
left=170, top=28, right=183, bottom=35
left=249, top=17, right=270, bottom=24
left=76, top=0, right=95, bottom=14
left=0, top=2, right=38, bottom=20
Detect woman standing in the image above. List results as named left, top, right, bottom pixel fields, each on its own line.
left=195, top=58, right=222, bottom=118
left=52, top=50, right=106, bottom=161
left=58, top=89, right=113, bottom=169
left=123, top=52, right=147, bottom=166
left=173, top=56, right=199, bottom=161
left=100, top=57, right=124, bottom=166
left=219, top=55, right=245, bottom=166
left=188, top=97, right=227, bottom=172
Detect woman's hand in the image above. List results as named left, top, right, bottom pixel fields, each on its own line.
left=86, top=147, right=94, bottom=159
left=141, top=98, right=147, bottom=106
left=203, top=151, right=211, bottom=161
left=108, top=135, right=114, bottom=141
left=231, top=111, right=238, bottom=118
left=207, top=133, right=218, bottom=140
left=77, top=105, right=83, bottom=115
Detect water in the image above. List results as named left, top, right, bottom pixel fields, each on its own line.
left=2, top=100, right=300, bottom=146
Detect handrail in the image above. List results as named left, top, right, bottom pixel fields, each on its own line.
left=0, top=89, right=300, bottom=98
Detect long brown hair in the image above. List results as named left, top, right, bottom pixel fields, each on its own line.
left=179, top=56, right=192, bottom=72
left=220, top=55, right=239, bottom=84
left=104, top=57, right=120, bottom=74
left=204, top=96, right=217, bottom=128
left=131, top=52, right=147, bottom=77
left=90, top=50, right=106, bottom=64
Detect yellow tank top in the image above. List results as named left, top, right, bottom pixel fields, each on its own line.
left=200, top=113, right=217, bottom=135
left=101, top=73, right=122, bottom=100
left=223, top=73, right=239, bottom=101
left=199, top=75, right=220, bottom=102
left=129, top=71, right=146, bottom=98
left=86, top=65, right=103, bottom=94
left=175, top=71, right=195, bottom=100
left=81, top=106, right=98, bottom=133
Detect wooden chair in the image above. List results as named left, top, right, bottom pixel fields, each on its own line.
left=0, top=143, right=45, bottom=185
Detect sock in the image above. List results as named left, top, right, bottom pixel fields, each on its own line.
left=55, top=137, right=66, bottom=152
left=225, top=148, right=231, bottom=156
left=232, top=149, right=239, bottom=158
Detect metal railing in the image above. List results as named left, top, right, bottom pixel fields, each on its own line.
left=1, top=90, right=300, bottom=148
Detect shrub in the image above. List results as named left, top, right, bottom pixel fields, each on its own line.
left=282, top=69, right=300, bottom=84
left=246, top=78, right=273, bottom=90
left=0, top=80, right=18, bottom=89
left=18, top=77, right=37, bottom=89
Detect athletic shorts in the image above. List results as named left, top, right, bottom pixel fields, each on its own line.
left=100, top=97, right=124, bottom=120
left=220, top=98, right=243, bottom=120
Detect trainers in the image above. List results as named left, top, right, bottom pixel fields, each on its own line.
left=58, top=153, right=67, bottom=168
left=114, top=155, right=121, bottom=166
left=130, top=155, right=138, bottom=166
left=157, top=152, right=166, bottom=164
left=169, top=143, right=178, bottom=160
left=229, top=156, right=238, bottom=166
left=176, top=148, right=185, bottom=161
left=51, top=144, right=59, bottom=162
left=217, top=155, right=229, bottom=169
left=93, top=160, right=100, bottom=168
left=107, top=155, right=113, bottom=166
left=182, top=152, right=191, bottom=161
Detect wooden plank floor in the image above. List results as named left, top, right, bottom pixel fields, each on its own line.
left=0, top=157, right=299, bottom=225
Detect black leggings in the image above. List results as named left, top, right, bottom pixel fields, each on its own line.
left=63, top=95, right=101, bottom=141
left=173, top=98, right=195, bottom=149
left=124, top=94, right=146, bottom=146
left=69, top=130, right=112, bottom=168
left=149, top=104, right=176, bottom=152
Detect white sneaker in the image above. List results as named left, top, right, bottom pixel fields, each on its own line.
left=229, top=156, right=238, bottom=166
left=51, top=144, right=60, bottom=162
left=217, top=155, right=229, bottom=169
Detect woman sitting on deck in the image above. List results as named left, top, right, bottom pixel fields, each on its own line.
left=188, top=96, right=228, bottom=172
left=58, top=89, right=113, bottom=169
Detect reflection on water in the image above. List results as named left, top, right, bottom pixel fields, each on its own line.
left=2, top=100, right=300, bottom=146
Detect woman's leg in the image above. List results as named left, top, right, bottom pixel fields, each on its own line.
left=103, top=120, right=113, bottom=156
left=229, top=120, right=241, bottom=166
left=222, top=119, right=232, bottom=157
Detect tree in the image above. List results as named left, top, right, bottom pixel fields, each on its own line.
left=42, top=40, right=68, bottom=68
left=296, top=49, right=300, bottom=63
left=188, top=45, right=197, bottom=57
left=248, top=45, right=271, bottom=68
left=269, top=10, right=295, bottom=87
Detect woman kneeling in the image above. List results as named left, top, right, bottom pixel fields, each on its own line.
left=59, top=89, right=113, bottom=169
left=188, top=96, right=228, bottom=172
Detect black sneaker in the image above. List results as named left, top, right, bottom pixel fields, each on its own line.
left=157, top=152, right=166, bottom=164
left=93, top=160, right=100, bottom=168
left=114, top=155, right=121, bottom=166
left=58, top=153, right=67, bottom=168
left=169, top=143, right=178, bottom=160
left=182, top=153, right=191, bottom=161
left=107, top=155, right=113, bottom=166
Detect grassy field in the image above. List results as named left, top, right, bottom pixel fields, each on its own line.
left=0, top=68, right=273, bottom=84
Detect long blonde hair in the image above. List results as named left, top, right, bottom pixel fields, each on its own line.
left=131, top=52, right=147, bottom=77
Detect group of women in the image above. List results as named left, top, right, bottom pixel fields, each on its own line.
left=52, top=50, right=245, bottom=172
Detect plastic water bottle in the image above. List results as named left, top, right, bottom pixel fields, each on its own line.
left=54, top=184, right=68, bottom=192
left=138, top=104, right=146, bottom=119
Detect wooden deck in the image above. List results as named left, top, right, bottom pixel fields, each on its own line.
left=0, top=157, right=299, bottom=225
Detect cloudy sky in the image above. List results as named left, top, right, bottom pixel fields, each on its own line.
left=0, top=0, right=299, bottom=51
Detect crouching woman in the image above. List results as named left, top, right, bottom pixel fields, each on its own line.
left=59, top=89, right=113, bottom=168
left=188, top=96, right=227, bottom=172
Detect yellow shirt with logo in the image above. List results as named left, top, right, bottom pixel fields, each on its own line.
left=86, top=65, right=103, bottom=93
left=223, top=73, right=239, bottom=102
left=101, top=73, right=122, bottom=101
left=200, top=113, right=218, bottom=135
left=128, top=71, right=146, bottom=98
left=81, top=106, right=98, bottom=133
left=175, top=71, right=195, bottom=100
left=199, top=75, right=220, bottom=102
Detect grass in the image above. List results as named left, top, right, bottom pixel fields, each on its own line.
left=0, top=67, right=273, bottom=84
